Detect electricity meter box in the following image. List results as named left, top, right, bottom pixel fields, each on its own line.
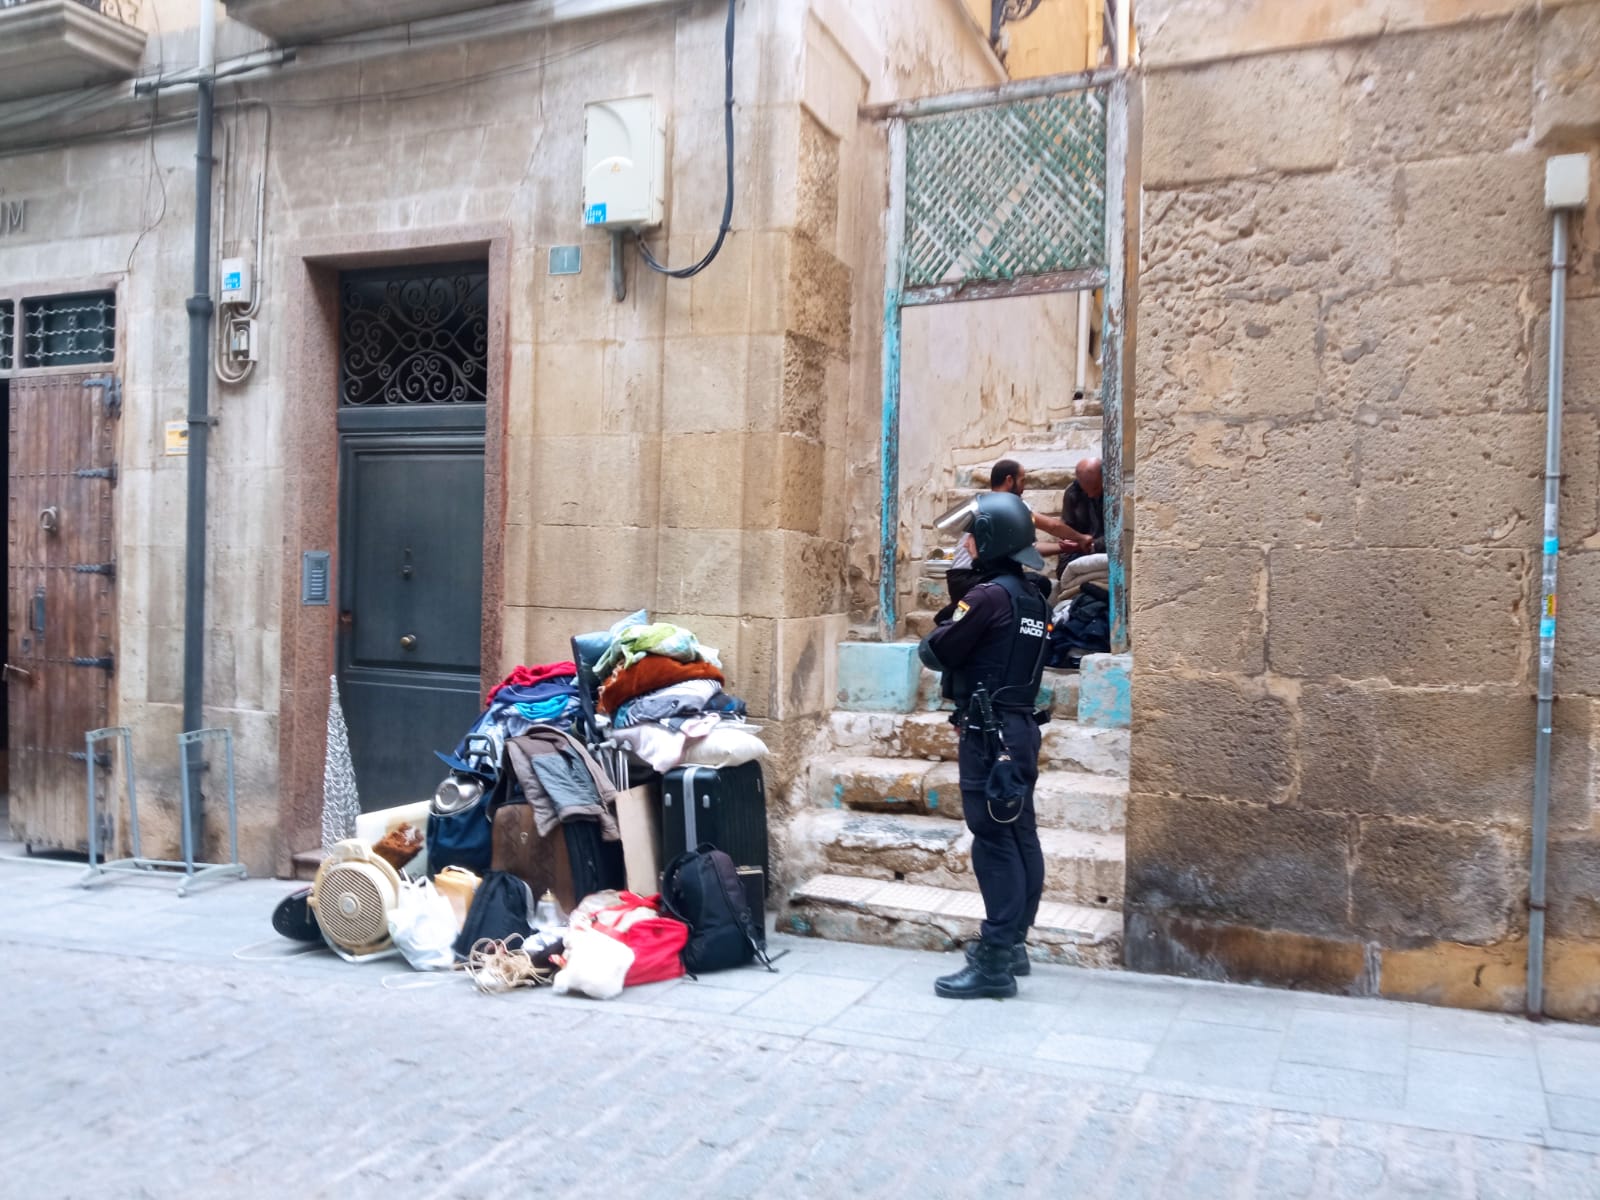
left=219, top=257, right=252, bottom=305
left=582, top=96, right=666, bottom=230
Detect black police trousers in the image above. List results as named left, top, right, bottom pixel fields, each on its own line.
left=958, top=710, right=1045, bottom=946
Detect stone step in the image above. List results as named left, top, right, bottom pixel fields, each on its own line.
left=957, top=446, right=1099, bottom=491
left=916, top=664, right=1075, bottom=716
left=808, top=755, right=1126, bottom=833
left=913, top=575, right=947, bottom=609
left=292, top=848, right=327, bottom=882
left=824, top=710, right=1130, bottom=777
left=790, top=809, right=1124, bottom=909
left=785, top=873, right=1122, bottom=968
left=955, top=418, right=1103, bottom=458
left=836, top=641, right=1075, bottom=715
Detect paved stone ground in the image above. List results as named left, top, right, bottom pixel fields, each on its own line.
left=5, top=855, right=1600, bottom=1198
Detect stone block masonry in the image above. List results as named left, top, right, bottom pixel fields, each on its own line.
left=1127, top=3, right=1600, bottom=1021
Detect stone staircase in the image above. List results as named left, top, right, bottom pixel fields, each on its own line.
left=782, top=644, right=1131, bottom=970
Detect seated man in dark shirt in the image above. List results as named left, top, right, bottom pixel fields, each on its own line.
left=1057, top=456, right=1105, bottom=577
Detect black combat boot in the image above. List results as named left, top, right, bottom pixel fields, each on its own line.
left=965, top=939, right=1030, bottom=977
left=935, top=938, right=1018, bottom=1000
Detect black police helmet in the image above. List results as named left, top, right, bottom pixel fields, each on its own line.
left=971, top=492, right=1045, bottom=570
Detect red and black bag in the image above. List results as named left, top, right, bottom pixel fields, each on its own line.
left=590, top=892, right=691, bottom=987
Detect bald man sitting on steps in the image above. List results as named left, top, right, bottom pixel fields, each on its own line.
left=1056, top=457, right=1106, bottom=577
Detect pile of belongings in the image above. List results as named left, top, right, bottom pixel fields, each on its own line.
left=269, top=607, right=774, bottom=996
left=591, top=618, right=767, bottom=774
left=1048, top=554, right=1111, bottom=669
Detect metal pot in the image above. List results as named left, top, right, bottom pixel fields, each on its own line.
left=432, top=773, right=485, bottom=815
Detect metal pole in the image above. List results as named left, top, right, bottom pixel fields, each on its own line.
left=86, top=731, right=99, bottom=869
left=183, top=0, right=216, bottom=859
left=1528, top=209, right=1570, bottom=1020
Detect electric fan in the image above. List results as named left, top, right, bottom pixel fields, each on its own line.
left=308, top=839, right=402, bottom=962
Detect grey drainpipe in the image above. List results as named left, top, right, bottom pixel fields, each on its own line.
left=181, top=0, right=216, bottom=865
left=1529, top=153, right=1591, bottom=1020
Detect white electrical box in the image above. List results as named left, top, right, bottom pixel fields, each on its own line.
left=219, top=257, right=251, bottom=305
left=1546, top=153, right=1592, bottom=211
left=582, top=96, right=665, bottom=230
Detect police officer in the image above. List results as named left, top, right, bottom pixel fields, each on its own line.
left=919, top=492, right=1050, bottom=1000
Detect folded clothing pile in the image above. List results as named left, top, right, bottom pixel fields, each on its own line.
left=592, top=622, right=766, bottom=774
left=1051, top=553, right=1110, bottom=616
left=484, top=661, right=581, bottom=737
left=595, top=622, right=721, bottom=677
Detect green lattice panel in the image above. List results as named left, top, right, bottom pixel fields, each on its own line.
left=904, top=90, right=1107, bottom=289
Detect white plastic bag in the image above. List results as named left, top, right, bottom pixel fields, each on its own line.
left=552, top=926, right=635, bottom=1000
left=387, top=878, right=458, bottom=971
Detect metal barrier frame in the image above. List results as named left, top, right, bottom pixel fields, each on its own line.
left=80, top=726, right=247, bottom=896
left=867, top=67, right=1138, bottom=650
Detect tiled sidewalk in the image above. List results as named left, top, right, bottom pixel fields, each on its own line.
left=4, top=850, right=1600, bottom=1187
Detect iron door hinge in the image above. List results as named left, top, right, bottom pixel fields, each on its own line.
left=70, top=655, right=115, bottom=672
left=74, top=464, right=118, bottom=483
left=73, top=562, right=117, bottom=580
left=83, top=376, right=122, bottom=419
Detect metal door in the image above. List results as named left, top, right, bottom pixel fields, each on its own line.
left=337, top=433, right=485, bottom=808
left=334, top=260, right=490, bottom=809
left=7, top=372, right=117, bottom=850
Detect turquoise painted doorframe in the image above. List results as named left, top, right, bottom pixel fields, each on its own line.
left=870, top=69, right=1134, bottom=651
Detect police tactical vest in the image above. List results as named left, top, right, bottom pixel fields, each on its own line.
left=951, top=572, right=1050, bottom=713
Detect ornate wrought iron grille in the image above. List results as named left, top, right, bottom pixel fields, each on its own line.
left=0, top=301, right=12, bottom=372
left=0, top=0, right=143, bottom=25
left=904, top=90, right=1107, bottom=289
left=989, top=0, right=1046, bottom=43
left=339, top=265, right=489, bottom=407
left=21, top=291, right=115, bottom=368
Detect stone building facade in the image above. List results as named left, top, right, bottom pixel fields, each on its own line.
left=0, top=0, right=1007, bottom=876
left=12, top=0, right=1600, bottom=1024
left=1126, top=0, right=1600, bottom=1019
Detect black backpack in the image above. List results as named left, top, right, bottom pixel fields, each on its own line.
left=660, top=844, right=774, bottom=975
left=452, top=870, right=534, bottom=962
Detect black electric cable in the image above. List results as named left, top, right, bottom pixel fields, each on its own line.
left=636, top=0, right=735, bottom=279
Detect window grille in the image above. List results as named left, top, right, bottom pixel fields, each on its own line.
left=21, top=291, right=116, bottom=369
left=339, top=265, right=489, bottom=406
left=904, top=90, right=1107, bottom=288
left=0, top=300, right=12, bottom=371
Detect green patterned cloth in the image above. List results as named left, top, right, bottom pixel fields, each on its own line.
left=594, top=623, right=722, bottom=679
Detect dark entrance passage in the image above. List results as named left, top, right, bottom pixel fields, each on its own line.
left=336, top=264, right=487, bottom=809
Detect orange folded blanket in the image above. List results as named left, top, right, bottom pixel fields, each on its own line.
left=598, top=656, right=725, bottom=715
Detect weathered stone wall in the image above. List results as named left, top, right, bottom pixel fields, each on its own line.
left=1126, top=4, right=1600, bottom=1019
left=897, top=294, right=1085, bottom=567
